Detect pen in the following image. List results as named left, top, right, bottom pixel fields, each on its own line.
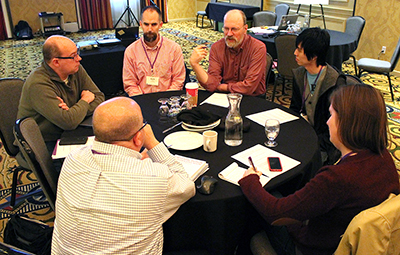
left=248, top=156, right=269, bottom=178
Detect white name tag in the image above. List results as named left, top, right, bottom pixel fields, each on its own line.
left=146, top=76, right=159, bottom=86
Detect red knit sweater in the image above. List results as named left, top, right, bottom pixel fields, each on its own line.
left=239, top=149, right=400, bottom=255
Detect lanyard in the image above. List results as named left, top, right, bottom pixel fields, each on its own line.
left=300, top=66, right=323, bottom=113
left=335, top=151, right=356, bottom=165
left=140, top=37, right=163, bottom=75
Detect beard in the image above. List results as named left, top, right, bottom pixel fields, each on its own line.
left=225, top=36, right=241, bottom=49
left=143, top=32, right=158, bottom=43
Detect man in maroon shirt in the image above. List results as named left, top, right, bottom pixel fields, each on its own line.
left=189, top=9, right=267, bottom=96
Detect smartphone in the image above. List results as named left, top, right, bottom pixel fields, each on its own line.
left=59, top=136, right=88, bottom=146
left=268, top=157, right=282, bottom=172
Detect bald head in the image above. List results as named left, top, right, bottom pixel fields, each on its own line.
left=93, top=97, right=143, bottom=143
left=224, top=9, right=247, bottom=27
left=43, top=35, right=76, bottom=63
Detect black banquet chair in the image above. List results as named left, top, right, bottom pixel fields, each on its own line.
left=14, top=117, right=59, bottom=210
left=253, top=11, right=277, bottom=27
left=344, top=16, right=366, bottom=76
left=357, top=36, right=400, bottom=101
left=0, top=78, right=31, bottom=207
left=272, top=34, right=299, bottom=102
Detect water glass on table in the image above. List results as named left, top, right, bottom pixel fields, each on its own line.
left=265, top=119, right=280, bottom=147
left=158, top=98, right=169, bottom=117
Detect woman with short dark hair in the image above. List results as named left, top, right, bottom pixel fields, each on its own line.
left=239, top=84, right=400, bottom=255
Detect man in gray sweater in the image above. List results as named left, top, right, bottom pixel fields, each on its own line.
left=18, top=35, right=104, bottom=153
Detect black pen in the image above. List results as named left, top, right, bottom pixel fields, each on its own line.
left=248, top=156, right=269, bottom=178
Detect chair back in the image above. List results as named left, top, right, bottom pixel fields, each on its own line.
left=345, top=74, right=362, bottom=85
left=253, top=11, right=277, bottom=27
left=0, top=78, right=24, bottom=157
left=390, top=36, right=400, bottom=71
left=275, top=34, right=299, bottom=78
left=275, top=3, right=290, bottom=26
left=335, top=193, right=400, bottom=255
left=345, top=16, right=365, bottom=50
left=14, top=117, right=58, bottom=210
left=266, top=53, right=273, bottom=88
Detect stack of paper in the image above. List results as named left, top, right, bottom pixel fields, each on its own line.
left=175, top=155, right=209, bottom=181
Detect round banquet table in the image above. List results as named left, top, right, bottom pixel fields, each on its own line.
left=130, top=90, right=321, bottom=254
left=250, top=29, right=357, bottom=71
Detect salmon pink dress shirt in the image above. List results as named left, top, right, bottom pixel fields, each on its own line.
left=123, top=36, right=185, bottom=96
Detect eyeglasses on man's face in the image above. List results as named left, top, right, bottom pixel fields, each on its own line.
left=133, top=120, right=148, bottom=137
left=223, top=26, right=244, bottom=33
left=55, top=48, right=81, bottom=61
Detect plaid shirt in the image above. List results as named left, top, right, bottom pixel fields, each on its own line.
left=52, top=141, right=195, bottom=254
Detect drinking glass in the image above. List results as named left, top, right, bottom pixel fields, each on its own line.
left=168, top=96, right=181, bottom=117
left=158, top=98, right=169, bottom=117
left=265, top=119, right=280, bottom=147
left=180, top=94, right=190, bottom=110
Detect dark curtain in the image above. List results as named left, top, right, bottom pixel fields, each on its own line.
left=0, top=3, right=7, bottom=40
left=78, top=0, right=113, bottom=30
left=141, top=0, right=168, bottom=23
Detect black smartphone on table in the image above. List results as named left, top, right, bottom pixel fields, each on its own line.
left=268, top=157, right=282, bottom=172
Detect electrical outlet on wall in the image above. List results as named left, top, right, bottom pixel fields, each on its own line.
left=382, top=46, right=386, bottom=54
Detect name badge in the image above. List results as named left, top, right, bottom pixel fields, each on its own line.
left=146, top=76, right=159, bottom=86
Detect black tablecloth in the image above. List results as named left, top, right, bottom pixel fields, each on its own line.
left=250, top=29, right=357, bottom=71
left=63, top=90, right=320, bottom=254
left=132, top=90, right=320, bottom=254
left=80, top=44, right=126, bottom=98
left=206, top=2, right=260, bottom=23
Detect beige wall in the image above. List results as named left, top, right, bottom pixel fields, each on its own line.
left=168, top=0, right=196, bottom=20
left=355, top=0, right=400, bottom=66
left=8, top=0, right=77, bottom=34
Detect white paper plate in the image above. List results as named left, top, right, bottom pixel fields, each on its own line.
left=164, top=131, right=203, bottom=151
left=182, top=119, right=221, bottom=129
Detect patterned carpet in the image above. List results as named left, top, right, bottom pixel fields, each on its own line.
left=0, top=21, right=399, bottom=241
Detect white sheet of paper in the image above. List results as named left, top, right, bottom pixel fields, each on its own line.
left=246, top=108, right=299, bottom=126
left=200, top=93, right=230, bottom=108
left=218, top=162, right=270, bottom=186
left=248, top=27, right=276, bottom=34
left=231, top=144, right=301, bottom=179
left=52, top=136, right=95, bottom=159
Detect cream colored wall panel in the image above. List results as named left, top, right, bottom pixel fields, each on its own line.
left=168, top=0, right=196, bottom=20
left=8, top=0, right=76, bottom=34
left=231, top=0, right=262, bottom=7
left=197, top=0, right=210, bottom=12
left=355, top=0, right=400, bottom=67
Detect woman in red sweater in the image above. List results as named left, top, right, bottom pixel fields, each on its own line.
left=239, top=84, right=400, bottom=255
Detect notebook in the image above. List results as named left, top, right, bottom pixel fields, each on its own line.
left=277, top=14, right=299, bottom=30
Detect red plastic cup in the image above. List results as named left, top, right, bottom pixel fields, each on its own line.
left=185, top=82, right=198, bottom=108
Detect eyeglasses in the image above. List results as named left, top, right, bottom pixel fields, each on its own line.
left=129, top=120, right=148, bottom=140
left=223, top=26, right=244, bottom=33
left=55, top=48, right=80, bottom=61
